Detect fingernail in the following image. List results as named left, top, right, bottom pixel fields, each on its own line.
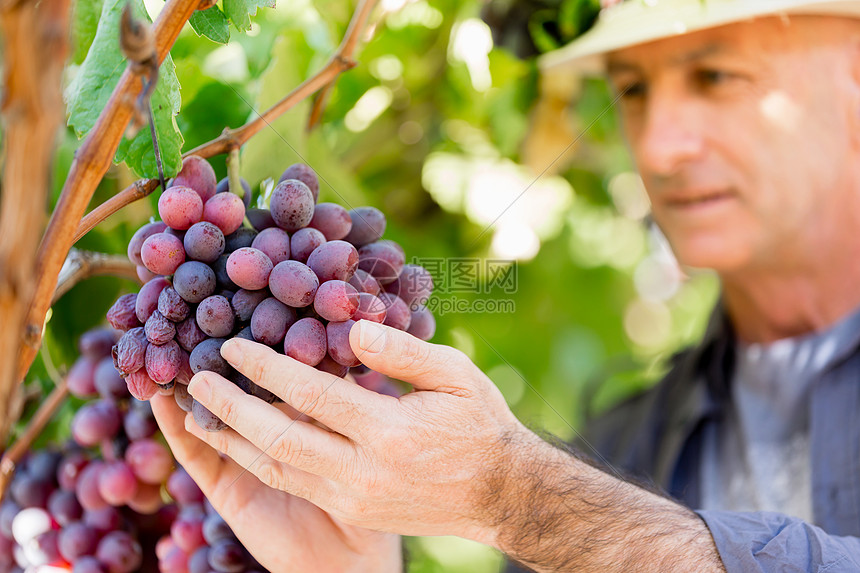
left=188, top=373, right=211, bottom=402
left=220, top=339, right=244, bottom=364
left=357, top=320, right=387, bottom=353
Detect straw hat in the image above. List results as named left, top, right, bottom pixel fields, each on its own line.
left=539, top=0, right=860, bottom=73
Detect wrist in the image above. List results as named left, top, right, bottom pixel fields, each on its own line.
left=348, top=533, right=403, bottom=573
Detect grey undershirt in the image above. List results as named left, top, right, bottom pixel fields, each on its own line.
left=699, top=307, right=860, bottom=522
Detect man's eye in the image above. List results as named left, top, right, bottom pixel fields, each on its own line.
left=693, top=69, right=732, bottom=87
left=618, top=82, right=646, bottom=99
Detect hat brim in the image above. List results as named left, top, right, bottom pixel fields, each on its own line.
left=539, top=0, right=860, bottom=74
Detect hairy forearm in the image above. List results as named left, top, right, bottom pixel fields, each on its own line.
left=474, top=428, right=726, bottom=573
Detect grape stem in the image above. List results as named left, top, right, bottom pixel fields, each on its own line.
left=74, top=178, right=161, bottom=244
left=227, top=146, right=244, bottom=200
left=53, top=248, right=141, bottom=304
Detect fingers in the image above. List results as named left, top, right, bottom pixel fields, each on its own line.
left=188, top=370, right=356, bottom=479
left=218, top=338, right=387, bottom=439
left=349, top=320, right=477, bottom=393
left=184, top=414, right=332, bottom=504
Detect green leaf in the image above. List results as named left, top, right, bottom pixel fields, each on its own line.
left=71, top=0, right=104, bottom=64
left=66, top=0, right=183, bottom=178
left=223, top=0, right=275, bottom=32
left=189, top=6, right=231, bottom=44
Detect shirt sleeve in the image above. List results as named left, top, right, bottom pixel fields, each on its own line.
left=696, top=510, right=860, bottom=572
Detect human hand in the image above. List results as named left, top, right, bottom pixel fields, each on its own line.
left=182, top=319, right=528, bottom=545
left=150, top=393, right=403, bottom=573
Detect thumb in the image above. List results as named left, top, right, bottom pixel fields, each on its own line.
left=349, top=320, right=474, bottom=393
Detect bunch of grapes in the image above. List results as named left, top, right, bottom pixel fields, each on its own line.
left=0, top=328, right=270, bottom=573
left=107, top=156, right=436, bottom=432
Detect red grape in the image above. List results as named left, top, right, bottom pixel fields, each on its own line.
left=230, top=289, right=268, bottom=323
left=268, top=260, right=319, bottom=308
left=94, top=356, right=128, bottom=401
left=250, top=298, right=295, bottom=346
left=348, top=268, right=381, bottom=296
left=128, top=221, right=168, bottom=266
left=135, top=277, right=171, bottom=323
left=158, top=186, right=204, bottom=231
left=96, top=530, right=142, bottom=573
left=215, top=176, right=252, bottom=208
left=203, top=192, right=245, bottom=236
left=58, top=522, right=98, bottom=561
left=97, top=461, right=138, bottom=506
left=251, top=227, right=291, bottom=265
left=407, top=306, right=436, bottom=340
left=171, top=156, right=218, bottom=203
left=141, top=232, right=186, bottom=276
left=379, top=292, right=412, bottom=331
left=290, top=227, right=326, bottom=263
left=284, top=318, right=327, bottom=366
left=226, top=247, right=272, bottom=290
left=125, top=439, right=173, bottom=485
left=107, top=294, right=141, bottom=331
left=314, top=280, right=359, bottom=322
left=176, top=317, right=208, bottom=353
left=125, top=367, right=159, bottom=400
left=67, top=357, right=98, bottom=398
left=387, top=264, right=434, bottom=309
left=183, top=222, right=225, bottom=264
left=278, top=163, right=319, bottom=202
left=306, top=240, right=359, bottom=282
left=173, top=261, right=217, bottom=304
left=158, top=286, right=191, bottom=322
left=246, top=208, right=276, bottom=231
left=357, top=240, right=404, bottom=285
left=78, top=329, right=117, bottom=360
left=145, top=339, right=181, bottom=384
left=344, top=206, right=386, bottom=247
left=326, top=320, right=360, bottom=367
left=189, top=338, right=230, bottom=377
left=196, top=295, right=234, bottom=338
left=309, top=203, right=352, bottom=240
left=112, top=327, right=147, bottom=377
left=145, top=311, right=176, bottom=345
left=270, top=179, right=314, bottom=232
left=353, top=293, right=387, bottom=323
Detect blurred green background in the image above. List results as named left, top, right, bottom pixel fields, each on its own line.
left=21, top=0, right=720, bottom=570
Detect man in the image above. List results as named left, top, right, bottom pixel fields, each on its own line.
left=151, top=0, right=860, bottom=571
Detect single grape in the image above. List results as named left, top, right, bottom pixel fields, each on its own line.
left=106, top=294, right=141, bottom=331
left=72, top=401, right=121, bottom=447
left=307, top=240, right=359, bottom=283
left=223, top=228, right=258, bottom=252
left=126, top=482, right=162, bottom=515
left=135, top=277, right=171, bottom=323
left=159, top=186, right=204, bottom=231
left=176, top=317, right=208, bottom=353
left=230, top=289, right=268, bottom=322
left=246, top=208, right=276, bottom=231
left=407, top=306, right=436, bottom=341
left=22, top=529, right=62, bottom=566
left=173, top=261, right=217, bottom=304
left=47, top=490, right=82, bottom=526
left=145, top=339, right=181, bottom=384
left=112, top=327, right=148, bottom=377
left=387, top=264, right=434, bottom=309
left=125, top=439, right=173, bottom=485
left=203, top=192, right=245, bottom=236
left=270, top=179, right=314, bottom=232
left=166, top=226, right=187, bottom=242
left=343, top=206, right=386, bottom=247
left=379, top=292, right=412, bottom=331
left=123, top=407, right=157, bottom=441
left=96, top=530, right=143, bottom=573
left=196, top=295, right=234, bottom=338
left=226, top=247, right=273, bottom=291
left=201, top=514, right=233, bottom=545
left=184, top=222, right=226, bottom=264
left=211, top=254, right=237, bottom=292
left=234, top=326, right=255, bottom=341
left=145, top=311, right=176, bottom=345
left=141, top=232, right=186, bottom=276
left=284, top=318, right=327, bottom=366
left=289, top=227, right=326, bottom=263
left=94, top=357, right=128, bottom=401
left=357, top=240, right=404, bottom=285
left=137, top=264, right=159, bottom=283
left=326, top=320, right=360, bottom=367
left=171, top=156, right=218, bottom=203
left=189, top=338, right=230, bottom=377
left=314, top=280, right=359, bottom=322
left=215, top=176, right=252, bottom=208
left=125, top=367, right=159, bottom=401
left=158, top=287, right=191, bottom=322
left=128, top=221, right=168, bottom=266
left=57, top=522, right=99, bottom=561
left=175, top=350, right=194, bottom=385
left=188, top=546, right=211, bottom=573
left=250, top=298, right=295, bottom=346
left=73, top=555, right=108, bottom=573
left=9, top=475, right=51, bottom=510
left=309, top=203, right=352, bottom=241
left=174, top=383, right=193, bottom=412
left=84, top=506, right=122, bottom=536
left=160, top=545, right=190, bottom=573
left=171, top=514, right=205, bottom=553
left=353, top=293, right=387, bottom=323
left=208, top=538, right=247, bottom=573
left=67, top=357, right=98, bottom=398
left=75, top=462, right=108, bottom=512
left=348, top=268, right=381, bottom=296
left=57, top=452, right=89, bottom=492
left=268, top=260, right=319, bottom=308
left=251, top=227, right=291, bottom=265
left=78, top=329, right=117, bottom=361
left=279, top=163, right=320, bottom=202
left=192, top=400, right=225, bottom=432
left=97, top=461, right=138, bottom=507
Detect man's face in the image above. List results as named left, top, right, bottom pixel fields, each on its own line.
left=607, top=16, right=860, bottom=273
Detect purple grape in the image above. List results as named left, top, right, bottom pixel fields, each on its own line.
left=167, top=470, right=205, bottom=507
left=57, top=452, right=89, bottom=492
left=223, top=228, right=258, bottom=252
left=172, top=513, right=206, bottom=553
left=407, top=306, right=436, bottom=340
left=379, top=292, right=412, bottom=331
left=246, top=208, right=276, bottom=231
left=160, top=545, right=190, bottom=573
left=176, top=349, right=193, bottom=385
left=67, top=356, right=98, bottom=398
left=215, top=176, right=252, bottom=208
left=174, top=383, right=193, bottom=412
left=125, top=439, right=173, bottom=485
left=189, top=338, right=230, bottom=377
left=230, top=289, right=268, bottom=322
left=47, top=489, right=82, bottom=526
left=145, top=311, right=176, bottom=345
left=307, top=240, right=359, bottom=283
left=309, top=203, right=352, bottom=241
left=189, top=546, right=211, bottom=573
left=112, top=327, right=147, bottom=377
left=192, top=400, right=226, bottom=432
left=0, top=503, right=18, bottom=539
left=137, top=263, right=158, bottom=283
left=314, top=280, right=359, bottom=322
left=357, top=240, right=404, bottom=285
left=106, top=294, right=141, bottom=331
left=208, top=538, right=247, bottom=572
left=203, top=192, right=245, bottom=236
left=234, top=326, right=255, bottom=341
left=348, top=268, right=381, bottom=296
left=128, top=222, right=168, bottom=266
left=9, top=475, right=51, bottom=509
left=184, top=222, right=226, bottom=264
left=125, top=368, right=159, bottom=400
left=97, top=461, right=137, bottom=506
left=145, top=339, right=181, bottom=384
left=268, top=260, right=319, bottom=308
left=196, top=295, right=234, bottom=338
left=58, top=522, right=98, bottom=561
left=173, top=261, right=217, bottom=304
left=201, top=514, right=233, bottom=545
left=344, top=206, right=386, bottom=247
left=78, top=329, right=117, bottom=360
left=251, top=227, right=291, bottom=265
left=290, top=227, right=326, bottom=263
left=22, top=529, right=61, bottom=566
left=326, top=320, right=360, bottom=367
left=141, top=232, right=186, bottom=276
left=284, top=318, right=327, bottom=366
left=123, top=407, right=157, bottom=441
left=75, top=462, right=108, bottom=512
left=279, top=163, right=319, bottom=202
left=353, top=293, right=387, bottom=323
left=135, top=277, right=170, bottom=323
left=316, top=354, right=349, bottom=377
left=250, top=298, right=295, bottom=346
left=166, top=226, right=187, bottom=242
left=72, top=401, right=121, bottom=447
left=176, top=317, right=208, bottom=353
left=226, top=247, right=272, bottom=290
left=158, top=286, right=191, bottom=322
left=94, top=356, right=128, bottom=401
left=270, top=179, right=314, bottom=232
left=159, top=186, right=204, bottom=231
left=387, top=264, right=434, bottom=309
left=96, top=530, right=142, bottom=573
left=25, top=450, right=61, bottom=483
left=172, top=156, right=218, bottom=203
left=74, top=555, right=108, bottom=573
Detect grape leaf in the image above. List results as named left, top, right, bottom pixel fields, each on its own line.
left=189, top=6, right=231, bottom=44
left=66, top=0, right=183, bottom=179
left=223, top=0, right=275, bottom=32
left=71, top=0, right=104, bottom=64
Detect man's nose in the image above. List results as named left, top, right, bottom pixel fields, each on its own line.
left=635, top=94, right=706, bottom=178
